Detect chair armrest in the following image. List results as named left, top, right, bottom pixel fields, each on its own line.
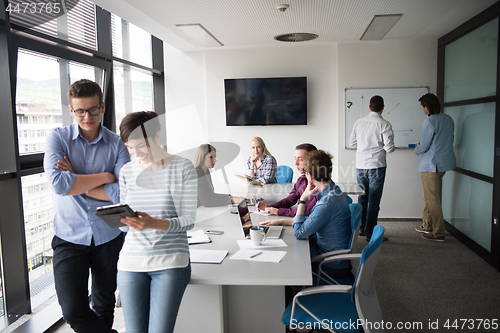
left=296, top=284, right=353, bottom=297
left=311, top=249, right=351, bottom=263
left=321, top=253, right=361, bottom=265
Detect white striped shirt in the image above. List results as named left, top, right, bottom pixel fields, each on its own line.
left=117, top=156, right=197, bottom=272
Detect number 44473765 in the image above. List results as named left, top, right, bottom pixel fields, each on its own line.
left=6, top=2, right=61, bottom=14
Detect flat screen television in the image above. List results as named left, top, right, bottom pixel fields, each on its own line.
left=224, top=77, right=307, bottom=126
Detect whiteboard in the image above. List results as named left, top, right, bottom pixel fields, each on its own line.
left=345, top=87, right=429, bottom=149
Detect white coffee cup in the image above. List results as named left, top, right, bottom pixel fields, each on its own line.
left=250, top=227, right=267, bottom=246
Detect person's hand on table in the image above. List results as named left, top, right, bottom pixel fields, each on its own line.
left=264, top=207, right=278, bottom=215
left=259, top=218, right=292, bottom=226
left=230, top=195, right=244, bottom=204
left=256, top=201, right=268, bottom=211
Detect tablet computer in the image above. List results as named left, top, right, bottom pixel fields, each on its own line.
left=94, top=203, right=137, bottom=228
left=235, top=173, right=254, bottom=181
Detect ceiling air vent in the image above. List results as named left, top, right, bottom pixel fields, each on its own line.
left=274, top=33, right=318, bottom=42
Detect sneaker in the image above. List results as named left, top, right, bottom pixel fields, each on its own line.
left=415, top=226, right=432, bottom=233
left=359, top=231, right=365, bottom=236
left=422, top=233, right=445, bottom=242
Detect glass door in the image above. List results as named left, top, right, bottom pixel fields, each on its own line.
left=439, top=15, right=500, bottom=269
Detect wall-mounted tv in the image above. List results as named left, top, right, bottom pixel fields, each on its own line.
left=224, top=77, right=307, bottom=126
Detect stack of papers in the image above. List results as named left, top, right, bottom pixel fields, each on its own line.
left=230, top=250, right=287, bottom=263
left=190, top=249, right=228, bottom=264
left=187, top=229, right=211, bottom=244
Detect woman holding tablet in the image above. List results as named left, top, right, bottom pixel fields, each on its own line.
left=243, top=136, right=277, bottom=185
left=117, top=111, right=197, bottom=333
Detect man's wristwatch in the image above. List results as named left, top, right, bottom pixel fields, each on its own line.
left=298, top=200, right=306, bottom=205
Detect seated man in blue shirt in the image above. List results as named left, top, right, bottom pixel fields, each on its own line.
left=44, top=79, right=130, bottom=333
left=293, top=150, right=352, bottom=279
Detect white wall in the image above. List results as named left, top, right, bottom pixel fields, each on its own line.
left=337, top=39, right=437, bottom=218
left=204, top=45, right=339, bottom=183
left=164, top=38, right=438, bottom=218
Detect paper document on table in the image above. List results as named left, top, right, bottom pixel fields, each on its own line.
left=230, top=250, right=286, bottom=263
left=190, top=249, right=228, bottom=264
left=236, top=239, right=287, bottom=249
left=187, top=229, right=211, bottom=244
left=252, top=211, right=275, bottom=216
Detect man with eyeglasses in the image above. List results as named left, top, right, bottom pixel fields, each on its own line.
left=44, top=79, right=130, bottom=333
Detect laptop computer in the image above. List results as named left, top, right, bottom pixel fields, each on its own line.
left=238, top=199, right=283, bottom=239
left=261, top=225, right=283, bottom=239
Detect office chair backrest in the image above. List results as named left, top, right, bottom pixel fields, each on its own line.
left=348, top=203, right=362, bottom=251
left=352, top=225, right=385, bottom=332
left=276, top=165, right=293, bottom=183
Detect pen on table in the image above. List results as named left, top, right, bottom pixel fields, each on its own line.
left=250, top=251, right=263, bottom=258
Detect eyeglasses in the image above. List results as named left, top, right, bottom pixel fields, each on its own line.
left=71, top=105, right=101, bottom=117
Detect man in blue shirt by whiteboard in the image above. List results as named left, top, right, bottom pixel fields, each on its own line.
left=44, top=79, right=130, bottom=332
left=414, top=93, right=456, bottom=242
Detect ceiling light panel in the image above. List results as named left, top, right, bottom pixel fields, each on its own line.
left=175, top=23, right=223, bottom=47
left=361, top=14, right=402, bottom=40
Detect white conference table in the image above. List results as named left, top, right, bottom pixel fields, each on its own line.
left=174, top=184, right=312, bottom=333
left=175, top=181, right=363, bottom=333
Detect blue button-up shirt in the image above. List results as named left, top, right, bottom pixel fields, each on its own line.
left=44, top=123, right=130, bottom=246
left=415, top=112, right=456, bottom=173
left=293, top=182, right=351, bottom=270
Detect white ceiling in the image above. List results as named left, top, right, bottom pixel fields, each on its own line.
left=94, top=0, right=499, bottom=51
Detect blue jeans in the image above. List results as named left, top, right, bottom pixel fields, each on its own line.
left=356, top=167, right=386, bottom=239
left=52, top=234, right=123, bottom=333
left=117, top=264, right=191, bottom=333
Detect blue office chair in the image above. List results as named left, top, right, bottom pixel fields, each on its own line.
left=282, top=225, right=385, bottom=333
left=312, top=203, right=362, bottom=285
left=276, top=165, right=293, bottom=183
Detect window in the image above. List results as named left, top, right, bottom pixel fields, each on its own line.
left=21, top=174, right=55, bottom=297
left=16, top=49, right=104, bottom=155
left=111, top=13, right=152, bottom=67
left=113, top=63, right=154, bottom=129
left=9, top=0, right=97, bottom=50
left=1, top=1, right=164, bottom=328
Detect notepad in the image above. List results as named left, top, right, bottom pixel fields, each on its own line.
left=187, top=229, right=211, bottom=244
left=190, top=249, right=228, bottom=264
left=230, top=250, right=287, bottom=263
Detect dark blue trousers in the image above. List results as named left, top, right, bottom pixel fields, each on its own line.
left=356, top=167, right=387, bottom=239
left=52, top=234, right=123, bottom=333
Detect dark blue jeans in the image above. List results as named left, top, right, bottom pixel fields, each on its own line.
left=356, top=167, right=386, bottom=239
left=52, top=234, right=124, bottom=333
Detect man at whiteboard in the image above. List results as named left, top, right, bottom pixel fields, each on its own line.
left=349, top=95, right=395, bottom=241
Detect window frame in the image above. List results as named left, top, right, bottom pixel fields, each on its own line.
left=0, top=2, right=165, bottom=330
